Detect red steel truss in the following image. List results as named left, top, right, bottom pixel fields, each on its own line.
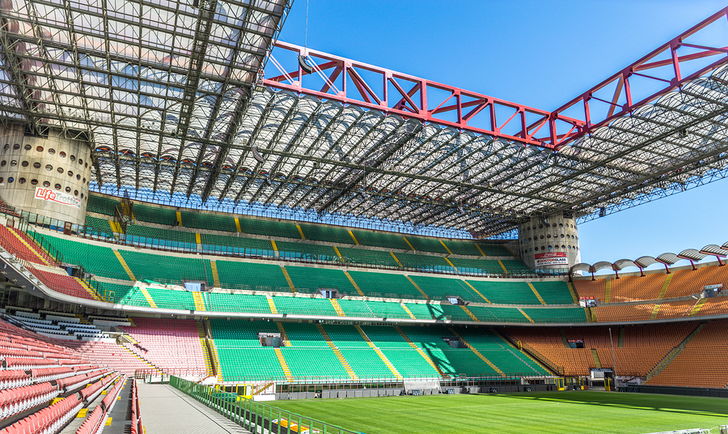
left=263, top=6, right=728, bottom=149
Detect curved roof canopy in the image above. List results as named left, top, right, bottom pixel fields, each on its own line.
left=1, top=2, right=727, bottom=236
left=571, top=241, right=728, bottom=275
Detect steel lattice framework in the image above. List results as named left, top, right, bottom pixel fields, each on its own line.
left=0, top=2, right=727, bottom=237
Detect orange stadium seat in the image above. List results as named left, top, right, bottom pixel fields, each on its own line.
left=649, top=320, right=728, bottom=388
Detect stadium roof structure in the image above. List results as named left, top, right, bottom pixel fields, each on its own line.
left=571, top=240, right=728, bottom=277
left=1, top=3, right=727, bottom=237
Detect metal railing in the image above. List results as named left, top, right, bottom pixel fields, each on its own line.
left=170, top=376, right=357, bottom=434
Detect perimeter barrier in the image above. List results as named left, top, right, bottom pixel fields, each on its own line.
left=169, top=376, right=358, bottom=434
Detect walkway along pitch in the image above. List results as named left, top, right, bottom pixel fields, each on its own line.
left=137, top=382, right=249, bottom=433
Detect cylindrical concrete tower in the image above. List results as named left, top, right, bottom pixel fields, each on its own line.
left=0, top=125, right=92, bottom=224
left=518, top=213, right=580, bottom=274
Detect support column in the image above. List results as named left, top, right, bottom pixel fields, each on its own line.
left=0, top=125, right=92, bottom=224
left=518, top=213, right=580, bottom=274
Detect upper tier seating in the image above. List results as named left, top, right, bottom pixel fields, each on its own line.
left=350, top=230, right=409, bottom=250
left=573, top=262, right=728, bottom=303
left=82, top=216, right=114, bottom=238
left=180, top=210, right=237, bottom=232
left=285, top=266, right=356, bottom=294
left=0, top=225, right=56, bottom=265
left=338, top=247, right=398, bottom=268
left=87, top=193, right=517, bottom=260
left=23, top=267, right=96, bottom=301
left=216, top=261, right=289, bottom=291
left=120, top=250, right=214, bottom=285
left=32, top=232, right=130, bottom=280
left=298, top=223, right=354, bottom=244
left=86, top=214, right=527, bottom=276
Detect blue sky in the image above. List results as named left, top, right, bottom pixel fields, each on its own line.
left=277, top=0, right=728, bottom=263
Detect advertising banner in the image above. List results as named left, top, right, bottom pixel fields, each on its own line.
left=34, top=187, right=81, bottom=209
left=534, top=251, right=568, bottom=266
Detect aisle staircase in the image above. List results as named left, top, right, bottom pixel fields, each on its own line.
left=316, top=324, right=358, bottom=380
left=395, top=326, right=446, bottom=377
left=355, top=325, right=402, bottom=379
left=120, top=344, right=163, bottom=374
left=197, top=321, right=217, bottom=377
left=449, top=328, right=505, bottom=377
left=646, top=323, right=705, bottom=380
left=274, top=348, right=294, bottom=382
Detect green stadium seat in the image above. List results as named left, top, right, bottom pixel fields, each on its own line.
left=276, top=241, right=338, bottom=262
left=359, top=325, right=411, bottom=348
left=476, top=242, right=513, bottom=257
left=285, top=266, right=355, bottom=294
left=340, top=348, right=399, bottom=378
left=282, top=347, right=350, bottom=379
left=125, top=224, right=196, bottom=250
left=363, top=300, right=411, bottom=319
left=321, top=325, right=370, bottom=348
left=379, top=349, right=441, bottom=377
left=442, top=239, right=482, bottom=256
left=145, top=287, right=195, bottom=310
left=32, top=232, right=130, bottom=280
left=500, top=259, right=531, bottom=274
left=92, top=281, right=137, bottom=304
left=467, top=306, right=530, bottom=323
left=404, top=303, right=446, bottom=320
left=272, top=296, right=338, bottom=316
left=239, top=217, right=300, bottom=239
left=465, top=280, right=541, bottom=305
left=522, top=307, right=587, bottom=323
left=408, top=275, right=480, bottom=301
left=83, top=216, right=114, bottom=238
left=205, top=292, right=271, bottom=314
left=396, top=252, right=454, bottom=273
left=338, top=247, right=400, bottom=268
left=215, top=261, right=290, bottom=292
left=86, top=194, right=118, bottom=215
left=449, top=257, right=504, bottom=275
left=347, top=271, right=423, bottom=299
left=133, top=203, right=178, bottom=226
left=405, top=236, right=448, bottom=254
left=200, top=233, right=274, bottom=257
left=532, top=281, right=574, bottom=304
left=351, top=230, right=409, bottom=250
left=283, top=322, right=330, bottom=347
left=180, top=211, right=237, bottom=232
left=337, top=299, right=378, bottom=318
left=298, top=223, right=354, bottom=244
left=119, top=250, right=213, bottom=285
left=455, top=328, right=548, bottom=376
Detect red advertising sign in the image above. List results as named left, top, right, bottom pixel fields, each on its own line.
left=34, top=187, right=81, bottom=209
left=534, top=251, right=568, bottom=266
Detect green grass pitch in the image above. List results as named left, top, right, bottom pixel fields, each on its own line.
left=270, top=391, right=728, bottom=433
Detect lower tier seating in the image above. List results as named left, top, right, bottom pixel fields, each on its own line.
left=61, top=341, right=149, bottom=375
left=0, top=318, right=125, bottom=433
left=648, top=320, right=728, bottom=388
left=209, top=319, right=550, bottom=381
left=120, top=318, right=207, bottom=375
left=506, top=323, right=697, bottom=377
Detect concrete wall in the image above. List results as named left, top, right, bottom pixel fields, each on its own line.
left=518, top=214, right=580, bottom=273
left=0, top=126, right=92, bottom=224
